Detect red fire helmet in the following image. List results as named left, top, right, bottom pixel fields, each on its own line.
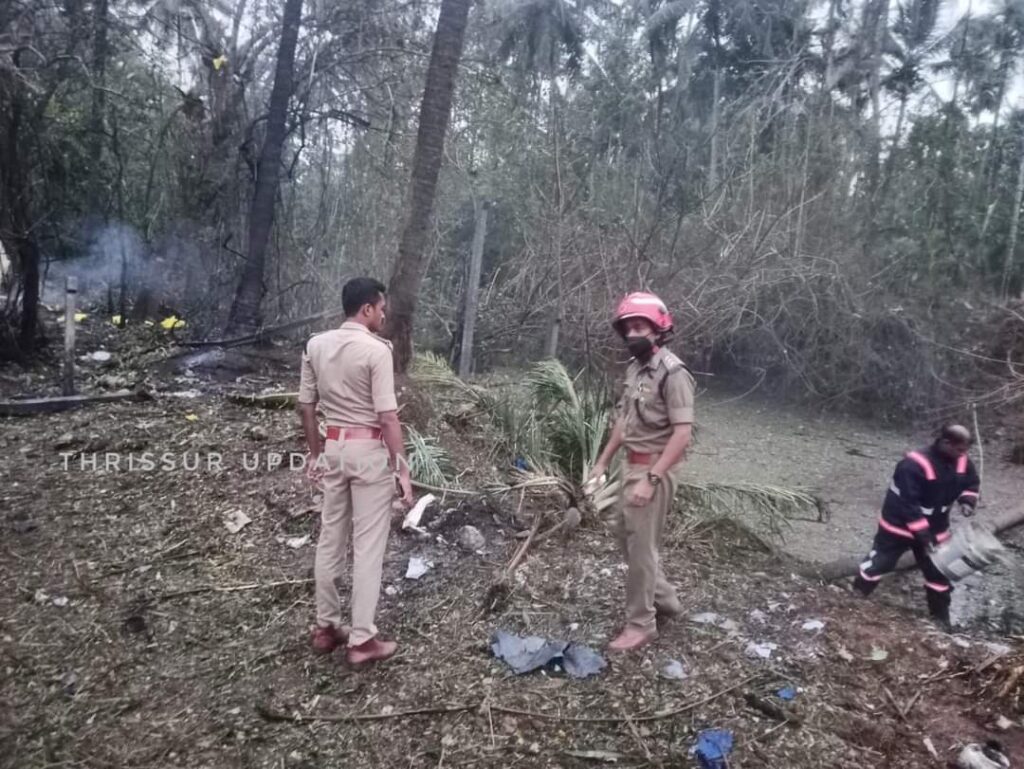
left=612, top=292, right=674, bottom=335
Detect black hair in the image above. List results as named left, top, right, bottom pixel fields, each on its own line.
left=342, top=277, right=386, bottom=317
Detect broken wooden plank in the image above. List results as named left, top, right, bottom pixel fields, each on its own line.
left=0, top=389, right=150, bottom=416
left=226, top=392, right=299, bottom=409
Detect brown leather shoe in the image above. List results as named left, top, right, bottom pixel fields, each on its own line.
left=607, top=626, right=658, bottom=653
left=311, top=624, right=350, bottom=654
left=346, top=637, right=398, bottom=668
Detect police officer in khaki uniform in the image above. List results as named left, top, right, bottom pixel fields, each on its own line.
left=588, top=292, right=695, bottom=652
left=298, top=277, right=413, bottom=667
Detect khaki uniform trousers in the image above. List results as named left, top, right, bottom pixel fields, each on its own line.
left=613, top=462, right=684, bottom=633
left=314, top=437, right=393, bottom=646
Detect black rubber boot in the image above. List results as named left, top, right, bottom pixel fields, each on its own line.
left=926, top=589, right=952, bottom=632
left=852, top=575, right=877, bottom=597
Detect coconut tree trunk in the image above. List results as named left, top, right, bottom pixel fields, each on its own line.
left=458, top=199, right=488, bottom=378
left=225, top=0, right=303, bottom=335
left=386, top=0, right=472, bottom=372
left=1002, top=130, right=1024, bottom=297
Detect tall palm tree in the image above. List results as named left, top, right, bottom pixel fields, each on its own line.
left=387, top=0, right=473, bottom=372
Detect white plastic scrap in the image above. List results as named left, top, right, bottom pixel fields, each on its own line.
left=660, top=659, right=688, bottom=680
left=801, top=619, right=825, bottom=632
left=405, top=557, right=432, bottom=580
left=402, top=494, right=436, bottom=532
left=745, top=641, right=778, bottom=660
left=224, top=510, right=252, bottom=534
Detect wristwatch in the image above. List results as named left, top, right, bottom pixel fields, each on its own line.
left=646, top=471, right=662, bottom=486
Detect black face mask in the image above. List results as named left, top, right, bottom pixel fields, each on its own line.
left=625, top=335, right=654, bottom=362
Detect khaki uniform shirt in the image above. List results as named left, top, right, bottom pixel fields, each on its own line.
left=298, top=321, right=398, bottom=427
left=618, top=347, right=695, bottom=453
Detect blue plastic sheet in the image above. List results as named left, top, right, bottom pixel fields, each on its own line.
left=491, top=630, right=606, bottom=679
left=692, top=728, right=734, bottom=769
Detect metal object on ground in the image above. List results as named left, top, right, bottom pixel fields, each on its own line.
left=932, top=524, right=1006, bottom=582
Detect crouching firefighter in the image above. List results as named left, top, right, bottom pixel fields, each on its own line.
left=588, top=292, right=695, bottom=653
left=853, top=424, right=981, bottom=629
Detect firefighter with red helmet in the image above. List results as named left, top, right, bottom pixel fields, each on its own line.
left=852, top=424, right=981, bottom=630
left=588, top=292, right=696, bottom=652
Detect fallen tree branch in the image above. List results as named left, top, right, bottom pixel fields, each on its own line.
left=0, top=388, right=150, bottom=416
left=157, top=578, right=313, bottom=601
left=182, top=307, right=346, bottom=349
left=256, top=702, right=475, bottom=723
left=805, top=508, right=1024, bottom=581
left=226, top=392, right=299, bottom=409
left=257, top=675, right=760, bottom=726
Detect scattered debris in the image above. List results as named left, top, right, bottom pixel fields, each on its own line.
left=248, top=425, right=269, bottom=441
left=660, top=659, right=688, bottom=680
left=749, top=609, right=767, bottom=624
left=457, top=525, right=486, bottom=552
left=280, top=534, right=309, bottom=549
left=691, top=612, right=721, bottom=625
left=801, top=619, right=825, bottom=632
left=54, top=432, right=75, bottom=449
left=869, top=647, right=889, bottom=662
left=691, top=728, right=734, bottom=769
left=405, top=557, right=432, bottom=580
left=224, top=510, right=252, bottom=534
left=745, top=641, right=778, bottom=660
left=52, top=596, right=69, bottom=608
left=563, top=749, right=625, bottom=763
left=60, top=670, right=79, bottom=697
left=384, top=585, right=399, bottom=596
left=402, top=494, right=436, bottom=531
left=744, top=692, right=799, bottom=724
left=995, top=716, right=1019, bottom=733
left=185, top=413, right=199, bottom=422
left=33, top=589, right=49, bottom=604
left=777, top=685, right=797, bottom=701
left=161, top=315, right=186, bottom=330
left=227, top=392, right=298, bottom=410
left=957, top=742, right=1011, bottom=769
left=87, top=350, right=113, bottom=363
left=924, top=737, right=940, bottom=760
left=490, top=630, right=606, bottom=679
left=837, top=646, right=855, bottom=662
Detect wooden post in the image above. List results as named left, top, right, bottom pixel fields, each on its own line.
left=63, top=276, right=78, bottom=396
left=458, top=200, right=488, bottom=379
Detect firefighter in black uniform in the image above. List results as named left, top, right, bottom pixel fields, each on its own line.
left=853, top=424, right=981, bottom=629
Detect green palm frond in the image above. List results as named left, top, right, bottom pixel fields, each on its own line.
left=677, top=481, right=821, bottom=540
left=404, top=426, right=452, bottom=488
left=410, top=352, right=464, bottom=390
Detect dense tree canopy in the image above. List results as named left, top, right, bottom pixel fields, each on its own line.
left=2, top=0, right=1023, bottom=414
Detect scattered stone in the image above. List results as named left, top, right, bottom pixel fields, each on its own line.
left=54, top=432, right=75, bottom=450
left=457, top=525, right=485, bottom=551
left=98, top=374, right=127, bottom=390
left=248, top=425, right=269, bottom=441
left=224, top=510, right=252, bottom=534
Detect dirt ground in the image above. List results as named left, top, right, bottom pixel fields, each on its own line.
left=3, top=325, right=1024, bottom=768
left=685, top=393, right=1024, bottom=564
